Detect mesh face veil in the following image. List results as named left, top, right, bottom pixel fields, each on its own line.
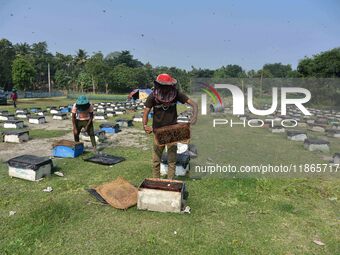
left=153, top=82, right=178, bottom=105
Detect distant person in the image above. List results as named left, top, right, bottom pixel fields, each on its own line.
left=10, top=89, right=18, bottom=108
left=71, top=95, right=96, bottom=152
left=143, top=73, right=198, bottom=179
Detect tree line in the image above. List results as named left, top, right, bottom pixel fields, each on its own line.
left=0, top=38, right=339, bottom=94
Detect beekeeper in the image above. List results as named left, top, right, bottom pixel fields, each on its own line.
left=71, top=95, right=96, bottom=152
left=143, top=74, right=198, bottom=179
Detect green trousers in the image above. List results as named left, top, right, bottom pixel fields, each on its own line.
left=74, top=119, right=96, bottom=147
left=153, top=139, right=177, bottom=179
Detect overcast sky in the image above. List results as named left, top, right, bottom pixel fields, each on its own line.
left=1, top=0, right=340, bottom=71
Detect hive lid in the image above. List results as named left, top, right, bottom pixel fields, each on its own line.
left=99, top=123, right=116, bottom=128
left=4, top=130, right=29, bottom=135
left=7, top=155, right=52, bottom=170
left=304, top=139, right=329, bottom=145
left=29, top=116, right=45, bottom=120
left=54, top=113, right=67, bottom=116
left=287, top=130, right=307, bottom=136
left=52, top=140, right=83, bottom=148
left=84, top=154, right=125, bottom=165
left=4, top=120, right=23, bottom=124
left=95, top=177, right=137, bottom=209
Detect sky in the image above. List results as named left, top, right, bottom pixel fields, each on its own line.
left=0, top=0, right=340, bottom=71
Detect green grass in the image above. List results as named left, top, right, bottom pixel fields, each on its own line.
left=0, top=97, right=339, bottom=254
left=29, top=129, right=69, bottom=139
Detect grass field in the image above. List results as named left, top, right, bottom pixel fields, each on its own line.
left=0, top=97, right=339, bottom=255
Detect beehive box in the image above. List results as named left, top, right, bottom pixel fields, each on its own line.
left=327, top=129, right=340, bottom=138
left=137, top=178, right=186, bottom=213
left=270, top=126, right=285, bottom=133
left=177, top=116, right=190, bottom=123
left=37, top=110, right=46, bottom=116
left=16, top=112, right=30, bottom=119
left=0, top=114, right=15, bottom=121
left=160, top=153, right=190, bottom=177
left=333, top=153, right=340, bottom=164
left=50, top=109, right=60, bottom=114
left=28, top=116, right=46, bottom=124
left=53, top=113, right=67, bottom=120
left=4, top=120, right=24, bottom=129
left=15, top=109, right=27, bottom=114
left=52, top=140, right=84, bottom=158
left=80, top=130, right=106, bottom=143
left=7, top=155, right=53, bottom=181
left=116, top=119, right=133, bottom=128
left=304, top=139, right=330, bottom=152
left=154, top=123, right=190, bottom=146
left=99, top=123, right=120, bottom=134
left=287, top=130, right=307, bottom=141
left=94, top=113, right=107, bottom=120
left=4, top=130, right=29, bottom=143
left=30, top=107, right=42, bottom=113
left=115, top=109, right=126, bottom=115
left=106, top=111, right=116, bottom=117
left=133, top=115, right=143, bottom=122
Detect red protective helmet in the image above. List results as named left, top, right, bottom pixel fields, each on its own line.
left=155, top=73, right=177, bottom=86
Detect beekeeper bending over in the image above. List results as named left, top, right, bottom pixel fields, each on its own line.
left=72, top=95, right=96, bottom=152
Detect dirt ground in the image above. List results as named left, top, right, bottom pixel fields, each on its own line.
left=0, top=125, right=149, bottom=162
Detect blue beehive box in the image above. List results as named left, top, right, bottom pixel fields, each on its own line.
left=52, top=140, right=84, bottom=158
left=60, top=107, right=69, bottom=113
left=148, top=112, right=153, bottom=118
left=99, top=123, right=120, bottom=134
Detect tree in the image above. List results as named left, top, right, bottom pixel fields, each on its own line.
left=111, top=50, right=143, bottom=68
left=109, top=64, right=139, bottom=92
left=262, top=63, right=292, bottom=78
left=297, top=48, right=340, bottom=77
left=190, top=67, right=214, bottom=78
left=0, top=39, right=16, bottom=89
left=76, top=71, right=92, bottom=92
left=12, top=55, right=36, bottom=90
left=85, top=52, right=106, bottom=93
left=54, top=69, right=72, bottom=90
left=14, top=43, right=31, bottom=55
left=31, top=41, right=53, bottom=87
left=213, top=65, right=245, bottom=79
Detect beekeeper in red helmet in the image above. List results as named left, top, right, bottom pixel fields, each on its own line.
left=143, top=73, right=198, bottom=179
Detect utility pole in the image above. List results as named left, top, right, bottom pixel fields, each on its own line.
left=48, top=63, right=51, bottom=96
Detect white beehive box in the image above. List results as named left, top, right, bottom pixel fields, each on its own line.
left=8, top=155, right=53, bottom=181
left=29, top=116, right=46, bottom=124
left=94, top=114, right=107, bottom=120
left=80, top=130, right=106, bottom=143
left=53, top=113, right=67, bottom=120
left=0, top=114, right=16, bottom=121
left=4, top=130, right=29, bottom=143
left=287, top=131, right=307, bottom=142
left=16, top=113, right=29, bottom=119
left=137, top=178, right=186, bottom=213
left=50, top=109, right=60, bottom=114
left=4, top=120, right=24, bottom=129
left=304, top=139, right=330, bottom=152
left=133, top=116, right=143, bottom=122
left=115, top=110, right=126, bottom=115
